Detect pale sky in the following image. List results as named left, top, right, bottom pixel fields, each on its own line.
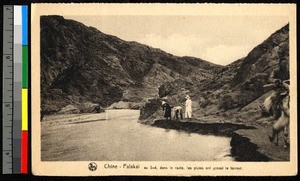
left=65, top=15, right=288, bottom=65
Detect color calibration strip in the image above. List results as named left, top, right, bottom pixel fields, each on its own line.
left=21, top=5, right=28, bottom=174
left=2, top=5, right=28, bottom=174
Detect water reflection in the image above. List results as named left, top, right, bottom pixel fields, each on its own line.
left=42, top=109, right=235, bottom=161
left=97, top=110, right=234, bottom=161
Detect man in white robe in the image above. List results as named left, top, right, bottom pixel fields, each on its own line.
left=185, top=95, right=192, bottom=119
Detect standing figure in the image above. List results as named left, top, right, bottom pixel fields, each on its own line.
left=173, top=106, right=183, bottom=120
left=185, top=95, right=192, bottom=119
left=162, top=101, right=172, bottom=120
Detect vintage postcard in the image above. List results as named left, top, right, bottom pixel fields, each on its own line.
left=31, top=3, right=297, bottom=176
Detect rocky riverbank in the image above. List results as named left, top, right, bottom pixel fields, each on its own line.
left=146, top=119, right=289, bottom=161
left=232, top=125, right=290, bottom=161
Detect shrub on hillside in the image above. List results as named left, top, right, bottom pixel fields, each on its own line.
left=219, top=95, right=236, bottom=111
left=200, top=99, right=212, bottom=108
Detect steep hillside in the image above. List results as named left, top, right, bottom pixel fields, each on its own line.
left=40, top=15, right=222, bottom=115
left=233, top=24, right=289, bottom=85
left=140, top=24, right=289, bottom=123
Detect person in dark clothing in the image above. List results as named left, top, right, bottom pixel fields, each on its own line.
left=173, top=106, right=183, bottom=120
left=162, top=101, right=172, bottom=120
left=263, top=54, right=289, bottom=120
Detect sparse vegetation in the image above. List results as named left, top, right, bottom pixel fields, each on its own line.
left=41, top=16, right=221, bottom=116
left=219, top=95, right=236, bottom=111
left=41, top=16, right=290, bottom=161
left=200, top=99, right=212, bottom=108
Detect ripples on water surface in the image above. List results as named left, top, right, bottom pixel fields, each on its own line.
left=41, top=109, right=234, bottom=161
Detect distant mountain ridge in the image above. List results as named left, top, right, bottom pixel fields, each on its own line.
left=140, top=23, right=289, bottom=123
left=41, top=15, right=222, bottom=115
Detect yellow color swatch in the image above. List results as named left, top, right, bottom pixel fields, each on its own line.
left=22, top=89, right=28, bottom=131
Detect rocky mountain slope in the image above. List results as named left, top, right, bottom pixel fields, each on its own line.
left=40, top=15, right=222, bottom=115
left=140, top=24, right=289, bottom=124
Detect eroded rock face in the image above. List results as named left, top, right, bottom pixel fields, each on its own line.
left=139, top=24, right=289, bottom=122
left=41, top=15, right=289, bottom=121
left=41, top=16, right=221, bottom=116
left=233, top=24, right=289, bottom=86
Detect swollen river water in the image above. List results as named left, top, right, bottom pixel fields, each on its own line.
left=42, top=109, right=234, bottom=161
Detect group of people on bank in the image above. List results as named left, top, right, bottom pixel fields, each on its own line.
left=161, top=95, right=192, bottom=120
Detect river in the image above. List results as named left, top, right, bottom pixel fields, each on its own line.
left=41, top=109, right=234, bottom=161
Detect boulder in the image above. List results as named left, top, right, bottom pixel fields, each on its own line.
left=80, top=102, right=104, bottom=113
left=108, top=101, right=131, bottom=109
left=139, top=99, right=163, bottom=122
left=58, top=105, right=80, bottom=114
left=129, top=102, right=145, bottom=110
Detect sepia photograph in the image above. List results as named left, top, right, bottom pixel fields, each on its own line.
left=31, top=3, right=297, bottom=176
